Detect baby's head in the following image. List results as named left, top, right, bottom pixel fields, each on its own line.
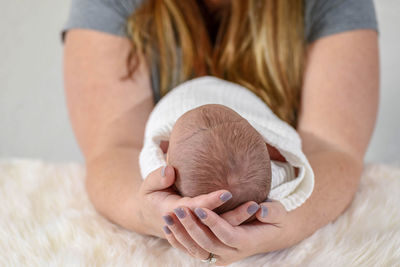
left=166, top=104, right=271, bottom=214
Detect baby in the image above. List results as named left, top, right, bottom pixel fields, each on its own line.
left=166, top=104, right=272, bottom=214
left=139, top=76, right=314, bottom=214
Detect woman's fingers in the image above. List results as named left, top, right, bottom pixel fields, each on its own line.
left=172, top=206, right=236, bottom=255
left=163, top=225, right=217, bottom=263
left=255, top=201, right=287, bottom=225
left=220, top=201, right=260, bottom=226
left=162, top=225, right=190, bottom=253
left=162, top=212, right=211, bottom=260
left=141, top=165, right=175, bottom=193
left=194, top=207, right=243, bottom=247
left=180, top=190, right=233, bottom=211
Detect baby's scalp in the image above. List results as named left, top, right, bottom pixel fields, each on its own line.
left=167, top=104, right=272, bottom=213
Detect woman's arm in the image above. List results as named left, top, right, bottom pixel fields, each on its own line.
left=64, top=29, right=232, bottom=238
left=159, top=29, right=379, bottom=265
left=64, top=29, right=154, bottom=233
left=290, top=28, right=379, bottom=239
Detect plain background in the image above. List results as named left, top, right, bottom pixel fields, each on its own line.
left=0, top=1, right=399, bottom=164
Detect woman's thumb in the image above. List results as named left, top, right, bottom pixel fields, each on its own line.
left=142, top=165, right=176, bottom=193
left=255, top=201, right=287, bottom=224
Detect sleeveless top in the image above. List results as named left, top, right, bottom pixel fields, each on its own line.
left=61, top=0, right=378, bottom=105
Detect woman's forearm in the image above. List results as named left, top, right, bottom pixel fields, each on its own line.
left=85, top=146, right=148, bottom=235
left=63, top=30, right=157, bottom=236
left=285, top=131, right=363, bottom=244
left=279, top=29, right=379, bottom=249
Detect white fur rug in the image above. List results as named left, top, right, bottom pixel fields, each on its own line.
left=0, top=159, right=399, bottom=267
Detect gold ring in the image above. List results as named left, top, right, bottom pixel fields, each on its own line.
left=201, top=253, right=217, bottom=264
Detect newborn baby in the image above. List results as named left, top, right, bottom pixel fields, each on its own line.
left=139, top=76, right=314, bottom=213
left=166, top=104, right=272, bottom=214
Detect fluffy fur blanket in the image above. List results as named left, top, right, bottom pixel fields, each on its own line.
left=1, top=159, right=399, bottom=266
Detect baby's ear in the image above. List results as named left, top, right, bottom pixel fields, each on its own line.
left=170, top=183, right=180, bottom=195
left=160, top=140, right=169, bottom=153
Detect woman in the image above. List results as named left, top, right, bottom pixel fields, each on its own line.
left=62, top=0, right=379, bottom=265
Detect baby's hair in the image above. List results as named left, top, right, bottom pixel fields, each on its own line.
left=168, top=104, right=271, bottom=214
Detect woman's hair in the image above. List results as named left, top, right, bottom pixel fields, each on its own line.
left=125, top=0, right=305, bottom=126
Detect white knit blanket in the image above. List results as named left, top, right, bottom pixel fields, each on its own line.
left=1, top=158, right=399, bottom=266
left=139, top=77, right=314, bottom=211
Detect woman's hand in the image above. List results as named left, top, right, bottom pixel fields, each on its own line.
left=135, top=164, right=233, bottom=238
left=162, top=200, right=290, bottom=265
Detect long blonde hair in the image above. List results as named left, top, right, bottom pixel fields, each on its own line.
left=125, top=0, right=305, bottom=126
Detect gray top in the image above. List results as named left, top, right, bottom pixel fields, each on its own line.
left=61, top=0, right=378, bottom=103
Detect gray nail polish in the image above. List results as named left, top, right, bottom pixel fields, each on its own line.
left=194, top=208, right=207, bottom=220
left=261, top=206, right=268, bottom=218
left=161, top=166, right=167, bottom=177
left=247, top=203, right=259, bottom=215
left=163, top=225, right=171, bottom=234
left=163, top=215, right=174, bottom=225
left=174, top=207, right=186, bottom=219
left=220, top=192, right=232, bottom=202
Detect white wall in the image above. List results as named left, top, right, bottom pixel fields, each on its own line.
left=0, top=1, right=399, bottom=164
left=0, top=1, right=82, bottom=162
left=364, top=0, right=400, bottom=164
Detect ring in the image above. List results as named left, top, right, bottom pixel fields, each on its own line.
left=201, top=253, right=217, bottom=264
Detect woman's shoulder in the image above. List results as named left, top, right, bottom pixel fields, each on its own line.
left=61, top=0, right=143, bottom=42
left=61, top=0, right=379, bottom=45
left=305, top=0, right=379, bottom=43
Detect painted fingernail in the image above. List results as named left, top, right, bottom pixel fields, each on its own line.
left=220, top=192, right=232, bottom=202
left=163, top=225, right=171, bottom=234
left=162, top=215, right=174, bottom=225
left=266, top=198, right=273, bottom=202
left=194, top=208, right=207, bottom=220
left=161, top=166, right=167, bottom=177
left=261, top=206, right=268, bottom=218
left=174, top=207, right=186, bottom=219
left=247, top=203, right=259, bottom=215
